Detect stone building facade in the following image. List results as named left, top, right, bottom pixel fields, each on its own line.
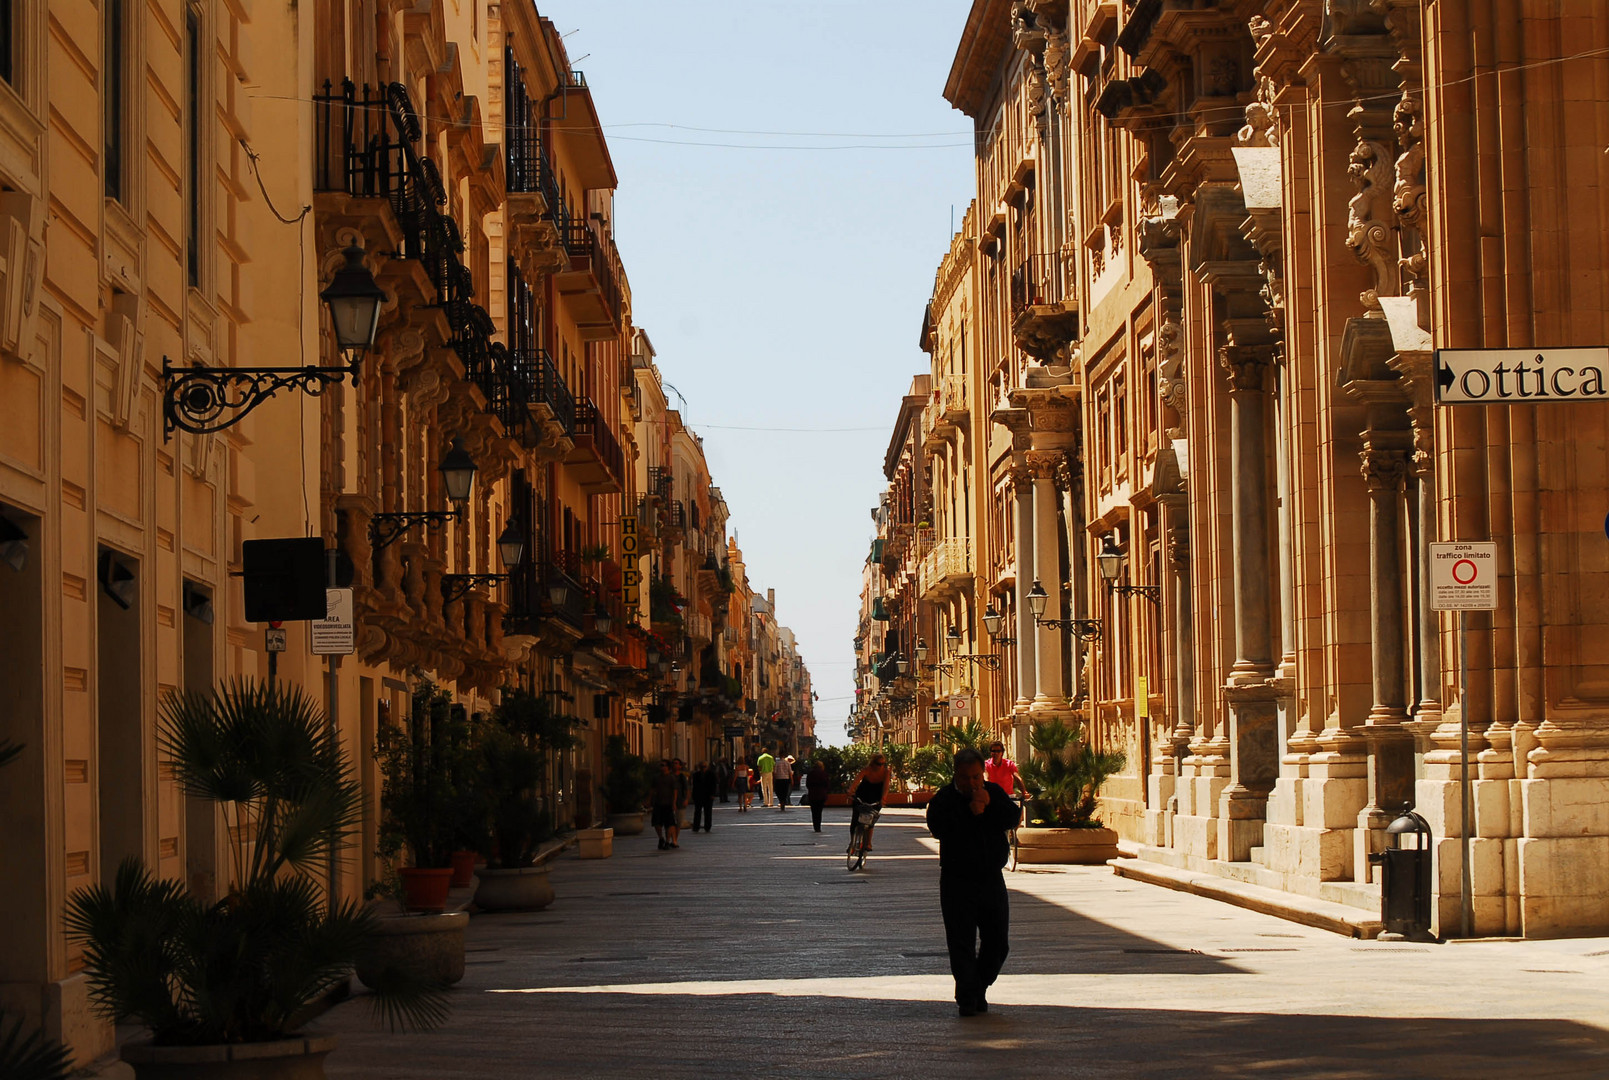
left=0, top=2, right=810, bottom=1066
left=857, top=0, right=1609, bottom=938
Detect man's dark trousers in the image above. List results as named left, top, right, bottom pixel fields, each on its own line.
left=939, top=870, right=1009, bottom=1006
left=692, top=798, right=714, bottom=831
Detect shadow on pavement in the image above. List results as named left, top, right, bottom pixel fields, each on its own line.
left=323, top=993, right=1609, bottom=1079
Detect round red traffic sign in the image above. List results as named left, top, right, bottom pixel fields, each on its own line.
left=1452, top=559, right=1478, bottom=584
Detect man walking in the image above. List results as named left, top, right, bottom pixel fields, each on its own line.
left=926, top=747, right=1020, bottom=1017
left=651, top=761, right=679, bottom=850
left=774, top=753, right=794, bottom=810
left=756, top=746, right=776, bottom=809
left=691, top=761, right=717, bottom=832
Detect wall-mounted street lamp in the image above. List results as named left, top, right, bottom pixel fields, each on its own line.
left=915, top=638, right=929, bottom=663
left=1097, top=538, right=1161, bottom=605
left=1026, top=580, right=1104, bottom=641
left=981, top=605, right=1017, bottom=646
left=368, top=439, right=478, bottom=550
left=163, top=246, right=387, bottom=437
left=896, top=653, right=909, bottom=676
left=441, top=520, right=526, bottom=602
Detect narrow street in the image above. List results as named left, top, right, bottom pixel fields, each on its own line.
left=321, top=804, right=1609, bottom=1079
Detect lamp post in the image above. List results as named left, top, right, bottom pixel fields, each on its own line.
left=441, top=520, right=525, bottom=601
left=1027, top=578, right=1103, bottom=641
left=368, top=438, right=480, bottom=550
left=1099, top=537, right=1161, bottom=605
left=162, top=244, right=388, bottom=437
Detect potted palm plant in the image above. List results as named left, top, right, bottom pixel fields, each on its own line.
left=471, top=689, right=576, bottom=912
left=1016, top=717, right=1127, bottom=864
left=603, top=734, right=651, bottom=835
left=65, top=680, right=444, bottom=1079
left=375, top=683, right=477, bottom=913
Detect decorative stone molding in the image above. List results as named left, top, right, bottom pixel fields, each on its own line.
left=1218, top=344, right=1274, bottom=392
left=1346, top=140, right=1398, bottom=308
left=1359, top=446, right=1409, bottom=492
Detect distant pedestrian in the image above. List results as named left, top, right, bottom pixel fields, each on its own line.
left=717, top=759, right=733, bottom=803
left=756, top=747, right=776, bottom=808
left=775, top=754, right=794, bottom=810
left=651, top=761, right=679, bottom=850
left=733, top=759, right=753, bottom=811
left=691, top=761, right=717, bottom=832
left=804, top=757, right=830, bottom=832
left=926, top=748, right=1021, bottom=1017
left=985, top=741, right=1027, bottom=802
left=672, top=758, right=691, bottom=832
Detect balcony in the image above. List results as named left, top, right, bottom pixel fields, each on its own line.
left=918, top=537, right=974, bottom=600
left=553, top=220, right=624, bottom=340
left=940, top=372, right=968, bottom=420
left=507, top=346, right=577, bottom=439
left=566, top=398, right=624, bottom=494
left=504, top=47, right=559, bottom=227
left=1010, top=253, right=1079, bottom=361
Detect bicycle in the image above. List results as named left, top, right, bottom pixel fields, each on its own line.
left=847, top=798, right=882, bottom=871
left=1007, top=793, right=1027, bottom=872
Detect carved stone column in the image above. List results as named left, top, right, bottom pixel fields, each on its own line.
left=1010, top=464, right=1037, bottom=717
left=1217, top=343, right=1280, bottom=861
left=1167, top=520, right=1196, bottom=754
left=1357, top=440, right=1415, bottom=868
left=1027, top=450, right=1068, bottom=716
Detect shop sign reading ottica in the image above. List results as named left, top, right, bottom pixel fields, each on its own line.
left=1435, top=348, right=1609, bottom=404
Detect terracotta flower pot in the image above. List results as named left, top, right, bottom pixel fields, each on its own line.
left=120, top=1034, right=336, bottom=1079
left=1015, top=826, right=1120, bottom=865
left=449, top=850, right=479, bottom=889
left=398, top=867, right=453, bottom=913
left=473, top=865, right=555, bottom=912
left=825, top=793, right=850, bottom=807
left=607, top=811, right=646, bottom=836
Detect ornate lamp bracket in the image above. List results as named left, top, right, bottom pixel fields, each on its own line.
left=1036, top=617, right=1105, bottom=642
left=162, top=355, right=360, bottom=439
left=368, top=510, right=461, bottom=551
left=1112, top=584, right=1163, bottom=606
left=441, top=573, right=509, bottom=603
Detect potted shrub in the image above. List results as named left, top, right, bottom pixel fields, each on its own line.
left=66, top=680, right=444, bottom=1079
left=471, top=689, right=577, bottom=912
left=908, top=744, right=950, bottom=803
left=375, top=682, right=478, bottom=913
left=603, top=734, right=651, bottom=835
left=1016, top=717, right=1127, bottom=864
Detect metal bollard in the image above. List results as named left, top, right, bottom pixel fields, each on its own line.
left=1368, top=803, right=1436, bottom=941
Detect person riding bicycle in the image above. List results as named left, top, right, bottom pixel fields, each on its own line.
left=851, top=753, right=891, bottom=851
left=984, top=740, right=1027, bottom=804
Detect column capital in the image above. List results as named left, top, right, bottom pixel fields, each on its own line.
left=1218, top=343, right=1275, bottom=391
left=1167, top=527, right=1190, bottom=570
left=1023, top=449, right=1065, bottom=482
left=1360, top=445, right=1409, bottom=492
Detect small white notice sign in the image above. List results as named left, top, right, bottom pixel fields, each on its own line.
left=1429, top=542, right=1499, bottom=611
left=311, top=588, right=356, bottom=655
left=948, top=695, right=973, bottom=718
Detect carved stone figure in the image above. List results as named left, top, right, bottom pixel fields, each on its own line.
left=1346, top=139, right=1398, bottom=306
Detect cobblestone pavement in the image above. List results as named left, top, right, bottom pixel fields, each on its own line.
left=321, top=802, right=1609, bottom=1079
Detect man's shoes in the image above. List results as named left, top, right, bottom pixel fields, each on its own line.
left=975, top=993, right=989, bottom=1013
left=657, top=840, right=667, bottom=850
left=957, top=1001, right=979, bottom=1018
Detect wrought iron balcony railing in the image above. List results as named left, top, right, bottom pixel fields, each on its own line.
left=1010, top=253, right=1063, bottom=319
left=573, top=398, right=624, bottom=486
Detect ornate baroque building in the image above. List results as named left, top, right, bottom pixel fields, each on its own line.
left=0, top=2, right=810, bottom=1066
left=859, top=0, right=1609, bottom=938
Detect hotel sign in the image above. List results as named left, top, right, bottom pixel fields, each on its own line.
left=1435, top=348, right=1609, bottom=404
left=619, top=515, right=641, bottom=609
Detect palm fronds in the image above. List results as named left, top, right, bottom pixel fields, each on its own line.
left=67, top=678, right=448, bottom=1046
left=0, top=1012, right=72, bottom=1080
left=1019, top=717, right=1127, bottom=827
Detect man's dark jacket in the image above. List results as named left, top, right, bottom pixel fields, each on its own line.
left=925, top=781, right=1021, bottom=879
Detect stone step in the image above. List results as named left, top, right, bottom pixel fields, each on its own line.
left=1249, top=845, right=1267, bottom=867
left=1110, top=857, right=1385, bottom=939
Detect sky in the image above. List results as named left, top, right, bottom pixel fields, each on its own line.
left=539, top=1, right=977, bottom=744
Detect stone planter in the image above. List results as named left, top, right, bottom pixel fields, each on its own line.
left=607, top=811, right=646, bottom=836
left=1015, top=826, right=1120, bottom=865
left=355, top=910, right=467, bottom=990
left=473, top=865, right=555, bottom=912
left=578, top=827, right=613, bottom=859
left=121, top=1034, right=336, bottom=1079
